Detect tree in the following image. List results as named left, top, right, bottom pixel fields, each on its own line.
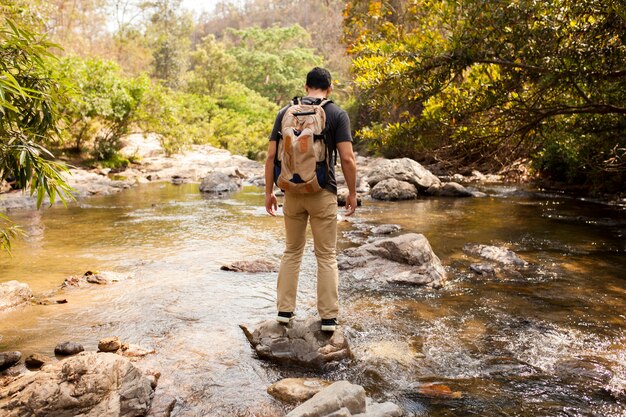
left=345, top=0, right=626, bottom=191
left=0, top=19, right=73, bottom=252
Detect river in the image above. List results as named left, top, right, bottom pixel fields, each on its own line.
left=1, top=182, right=625, bottom=416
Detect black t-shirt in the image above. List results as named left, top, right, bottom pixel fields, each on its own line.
left=269, top=97, right=352, bottom=193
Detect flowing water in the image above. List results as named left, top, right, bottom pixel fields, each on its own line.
left=1, top=182, right=625, bottom=416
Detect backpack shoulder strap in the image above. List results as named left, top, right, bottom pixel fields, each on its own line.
left=320, top=99, right=333, bottom=108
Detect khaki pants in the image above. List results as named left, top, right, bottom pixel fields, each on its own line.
left=277, top=189, right=339, bottom=319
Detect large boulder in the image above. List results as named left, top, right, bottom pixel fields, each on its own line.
left=370, top=179, right=417, bottom=201
left=199, top=167, right=244, bottom=193
left=463, top=244, right=528, bottom=267
left=0, top=352, right=154, bottom=417
left=286, top=381, right=403, bottom=417
left=0, top=281, right=32, bottom=312
left=240, top=317, right=352, bottom=369
left=338, top=233, right=446, bottom=288
left=366, top=158, right=441, bottom=191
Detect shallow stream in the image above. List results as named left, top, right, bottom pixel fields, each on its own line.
left=1, top=182, right=625, bottom=416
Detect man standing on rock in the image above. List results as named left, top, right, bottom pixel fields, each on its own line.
left=264, top=67, right=357, bottom=332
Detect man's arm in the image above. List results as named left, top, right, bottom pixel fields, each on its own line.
left=264, top=140, right=278, bottom=216
left=337, top=141, right=357, bottom=216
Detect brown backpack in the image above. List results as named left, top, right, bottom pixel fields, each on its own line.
left=274, top=97, right=333, bottom=193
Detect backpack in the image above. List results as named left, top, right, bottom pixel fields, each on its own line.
left=274, top=97, right=334, bottom=193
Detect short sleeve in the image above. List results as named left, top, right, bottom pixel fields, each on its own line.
left=269, top=106, right=289, bottom=141
left=334, top=110, right=352, bottom=143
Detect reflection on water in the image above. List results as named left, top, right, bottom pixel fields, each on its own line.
left=1, top=183, right=625, bottom=416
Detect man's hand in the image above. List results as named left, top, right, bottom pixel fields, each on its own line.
left=265, top=192, right=278, bottom=216
left=345, top=193, right=357, bottom=216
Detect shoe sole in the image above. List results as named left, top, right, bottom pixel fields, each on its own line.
left=276, top=316, right=293, bottom=323
left=321, top=324, right=336, bottom=332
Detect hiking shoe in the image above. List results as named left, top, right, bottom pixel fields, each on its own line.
left=321, top=318, right=338, bottom=332
left=276, top=312, right=295, bottom=323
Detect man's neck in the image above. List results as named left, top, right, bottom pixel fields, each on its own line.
left=305, top=89, right=328, bottom=99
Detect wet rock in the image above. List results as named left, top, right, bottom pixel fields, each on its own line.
left=371, top=224, right=402, bottom=235
left=170, top=175, right=190, bottom=185
left=120, top=343, right=156, bottom=358
left=469, top=263, right=496, bottom=276
left=337, top=188, right=363, bottom=206
left=0, top=352, right=154, bottom=417
left=425, top=182, right=474, bottom=197
left=221, top=259, right=279, bottom=273
left=338, top=233, right=447, bottom=288
left=199, top=167, right=244, bottom=193
left=0, top=352, right=21, bottom=371
left=417, top=383, right=462, bottom=399
left=268, top=378, right=333, bottom=404
left=240, top=317, right=352, bottom=369
left=24, top=353, right=51, bottom=369
left=370, top=179, right=417, bottom=201
left=366, top=158, right=441, bottom=191
left=62, top=270, right=133, bottom=287
left=98, top=336, right=122, bottom=352
left=362, top=399, right=404, bottom=417
left=0, top=281, right=32, bottom=312
left=463, top=244, right=528, bottom=267
left=54, top=341, right=84, bottom=356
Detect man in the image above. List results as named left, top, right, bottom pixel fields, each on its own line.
left=264, top=67, right=357, bottom=332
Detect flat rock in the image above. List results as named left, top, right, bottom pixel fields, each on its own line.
left=366, top=158, right=441, bottom=191
left=98, top=336, right=122, bottom=352
left=221, top=259, right=279, bottom=273
left=24, top=353, right=51, bottom=369
left=469, top=263, right=496, bottom=275
left=425, top=182, right=474, bottom=197
left=0, top=352, right=21, bottom=371
left=371, top=224, right=402, bottom=235
left=268, top=378, right=333, bottom=404
left=0, top=281, right=32, bottom=312
left=0, top=352, right=153, bottom=417
left=338, top=233, right=446, bottom=288
left=240, top=317, right=352, bottom=369
left=370, top=179, right=418, bottom=201
left=54, top=341, right=84, bottom=356
left=62, top=270, right=132, bottom=287
left=463, top=244, right=528, bottom=267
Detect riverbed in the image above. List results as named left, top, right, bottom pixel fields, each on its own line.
left=1, top=182, right=625, bottom=416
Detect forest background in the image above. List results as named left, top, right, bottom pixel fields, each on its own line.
left=1, top=0, right=625, bottom=249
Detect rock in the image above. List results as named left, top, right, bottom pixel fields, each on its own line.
left=358, top=399, right=403, bottom=417
left=54, top=341, right=84, bottom=356
left=24, top=353, right=51, bottom=369
left=98, top=336, right=122, bottom=352
left=371, top=224, right=402, bottom=235
left=268, top=378, right=333, bottom=404
left=240, top=317, right=352, bottom=369
left=425, top=182, right=473, bottom=197
left=0, top=352, right=154, bottom=417
left=469, top=263, right=496, bottom=275
left=147, top=393, right=177, bottom=417
left=199, top=167, right=244, bottom=193
left=370, top=179, right=417, bottom=201
left=170, top=175, right=190, bottom=185
left=338, top=233, right=447, bottom=288
left=120, top=343, right=156, bottom=358
left=0, top=352, right=21, bottom=371
left=220, top=259, right=279, bottom=273
left=62, top=270, right=132, bottom=287
left=119, top=133, right=165, bottom=159
left=366, top=158, right=441, bottom=191
left=337, top=188, right=363, bottom=207
left=417, top=383, right=462, bottom=399
left=0, top=281, right=32, bottom=312
left=463, top=244, right=528, bottom=267
left=287, top=381, right=366, bottom=417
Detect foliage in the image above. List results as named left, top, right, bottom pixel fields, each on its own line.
left=224, top=25, right=324, bottom=103
left=185, top=34, right=236, bottom=95
left=57, top=56, right=149, bottom=159
left=344, top=0, right=626, bottom=191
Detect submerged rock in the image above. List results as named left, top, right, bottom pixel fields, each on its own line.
left=268, top=378, right=333, bottom=404
left=370, top=179, right=417, bottom=201
left=0, top=352, right=154, bottom=417
left=338, top=233, right=447, bottom=288
left=463, top=244, right=528, bottom=267
left=0, top=352, right=21, bottom=371
left=220, top=259, right=279, bottom=273
left=54, top=341, right=84, bottom=356
left=0, top=281, right=32, bottom=312
left=286, top=381, right=402, bottom=417
left=240, top=317, right=352, bottom=369
left=366, top=158, right=441, bottom=191
left=417, top=383, right=462, bottom=399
